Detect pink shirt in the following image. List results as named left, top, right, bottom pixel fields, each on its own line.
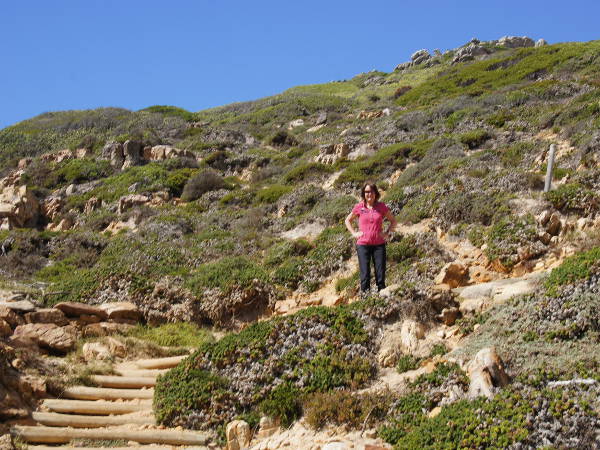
left=351, top=201, right=390, bottom=245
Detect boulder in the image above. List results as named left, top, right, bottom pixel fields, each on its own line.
left=411, top=49, right=431, bottom=65
left=74, top=148, right=92, bottom=158
left=54, top=302, right=108, bottom=320
left=0, top=306, right=23, bottom=328
left=0, top=319, right=12, bottom=337
left=41, top=196, right=64, bottom=221
left=316, top=111, right=328, bottom=125
left=437, top=307, right=460, bottom=326
left=377, top=321, right=403, bottom=367
left=103, top=142, right=124, bottom=168
left=24, top=308, right=68, bottom=326
left=84, top=197, right=102, bottom=214
left=315, top=143, right=350, bottom=165
left=122, top=140, right=143, bottom=169
left=144, top=145, right=196, bottom=161
left=400, top=319, right=425, bottom=353
left=83, top=322, right=134, bottom=338
left=117, top=194, right=151, bottom=215
left=535, top=38, right=548, bottom=47
left=0, top=185, right=40, bottom=229
left=225, top=419, right=251, bottom=450
left=467, top=347, right=509, bottom=399
left=434, top=262, right=469, bottom=288
left=98, top=302, right=141, bottom=321
left=281, top=220, right=327, bottom=241
left=0, top=300, right=36, bottom=313
left=452, top=43, right=489, bottom=64
left=40, top=149, right=74, bottom=163
left=498, top=36, right=535, bottom=48
left=82, top=342, right=112, bottom=361
left=546, top=212, right=562, bottom=236
left=11, top=323, right=76, bottom=353
left=347, top=143, right=378, bottom=161
left=357, top=110, right=384, bottom=120
left=46, top=217, right=74, bottom=232
left=257, top=416, right=280, bottom=439
left=288, top=119, right=305, bottom=130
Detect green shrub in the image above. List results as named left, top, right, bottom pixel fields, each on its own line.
left=259, top=382, right=303, bottom=428
left=254, top=185, right=293, bottom=204
left=486, top=109, right=514, bottom=127
left=271, top=257, right=304, bottom=289
left=186, top=256, right=268, bottom=293
left=544, top=182, right=599, bottom=213
left=544, top=247, right=600, bottom=296
left=500, top=142, right=535, bottom=166
left=335, top=271, right=359, bottom=293
left=284, top=162, right=333, bottom=182
left=127, top=323, right=214, bottom=347
left=181, top=170, right=226, bottom=202
left=458, top=129, right=491, bottom=149
left=396, top=355, right=421, bottom=373
left=141, top=105, right=196, bottom=122
left=387, top=235, right=420, bottom=263
left=264, top=240, right=312, bottom=267
left=485, top=215, right=538, bottom=269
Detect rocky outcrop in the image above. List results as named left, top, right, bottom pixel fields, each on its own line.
left=498, top=36, right=535, bottom=48
left=226, top=420, right=252, bottom=450
left=452, top=40, right=490, bottom=64
left=315, top=143, right=350, bottom=165
left=434, top=262, right=469, bottom=288
left=54, top=302, right=108, bottom=321
left=143, top=145, right=195, bottom=162
left=347, top=143, right=378, bottom=161
left=41, top=196, right=64, bottom=222
left=102, top=141, right=197, bottom=170
left=11, top=323, right=77, bottom=353
left=0, top=185, right=40, bottom=230
left=467, top=347, right=510, bottom=399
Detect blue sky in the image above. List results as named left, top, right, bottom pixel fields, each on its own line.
left=1, top=0, right=598, bottom=129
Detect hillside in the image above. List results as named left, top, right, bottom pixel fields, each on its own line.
left=1, top=36, right=599, bottom=449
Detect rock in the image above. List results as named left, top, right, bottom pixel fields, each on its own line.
left=84, top=197, right=102, bottom=214
left=65, top=184, right=77, bottom=196
left=437, top=307, right=460, bottom=326
left=498, top=36, right=535, bottom=48
left=257, top=416, right=280, bottom=439
left=144, top=145, right=196, bottom=161
left=0, top=185, right=40, bottom=229
left=323, top=443, right=350, bottom=450
left=316, top=111, right=328, bottom=125
left=74, top=148, right=92, bottom=158
left=40, top=149, right=74, bottom=164
left=306, top=124, right=325, bottom=133
left=576, top=217, right=593, bottom=230
left=357, top=110, right=384, bottom=120
left=41, top=196, right=64, bottom=222
left=24, top=308, right=68, bottom=326
left=11, top=323, right=76, bottom=353
left=538, top=231, right=552, bottom=245
left=18, top=158, right=32, bottom=169
left=82, top=342, right=111, bottom=360
left=54, top=302, right=108, bottom=320
left=546, top=212, right=562, bottom=236
left=117, top=194, right=151, bottom=214
left=0, top=434, right=14, bottom=450
left=98, top=302, right=141, bottom=321
left=288, top=119, right=305, bottom=130
left=226, top=419, right=251, bottom=450
left=467, top=347, right=510, bottom=399
left=378, top=283, right=399, bottom=299
left=452, top=43, right=489, bottom=64
left=347, top=143, right=378, bottom=161
left=435, top=262, right=469, bottom=288
left=0, top=306, right=23, bottom=328
left=103, top=141, right=124, bottom=168
left=0, top=300, right=36, bottom=313
left=315, top=143, right=350, bottom=165
left=122, top=140, right=143, bottom=169
left=0, top=319, right=12, bottom=337
left=468, top=266, right=495, bottom=283
left=400, top=319, right=425, bottom=353
left=281, top=220, right=327, bottom=241
left=512, top=260, right=534, bottom=277
left=411, top=49, right=431, bottom=65
left=83, top=322, right=134, bottom=338
left=535, top=38, right=548, bottom=47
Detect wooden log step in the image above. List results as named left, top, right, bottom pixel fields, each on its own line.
left=130, top=355, right=188, bottom=370
left=90, top=375, right=157, bottom=388
left=32, top=411, right=155, bottom=428
left=42, top=399, right=152, bottom=415
left=11, top=426, right=210, bottom=446
left=62, top=386, right=154, bottom=400
left=114, top=368, right=169, bottom=377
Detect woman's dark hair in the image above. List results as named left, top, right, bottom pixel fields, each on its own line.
left=361, top=182, right=380, bottom=202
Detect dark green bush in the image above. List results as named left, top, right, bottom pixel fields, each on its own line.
left=544, top=247, right=600, bottom=295
left=458, top=129, right=491, bottom=149
left=254, top=185, right=293, bottom=204
left=181, top=170, right=226, bottom=202
left=186, top=256, right=268, bottom=292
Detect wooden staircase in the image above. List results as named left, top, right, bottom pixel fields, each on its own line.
left=11, top=355, right=211, bottom=449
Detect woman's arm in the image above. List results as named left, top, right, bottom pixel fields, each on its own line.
left=383, top=210, right=398, bottom=239
left=345, top=212, right=362, bottom=239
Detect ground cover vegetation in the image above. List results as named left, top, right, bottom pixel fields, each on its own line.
left=2, top=37, right=600, bottom=446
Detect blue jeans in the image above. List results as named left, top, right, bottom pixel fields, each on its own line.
left=356, top=244, right=386, bottom=293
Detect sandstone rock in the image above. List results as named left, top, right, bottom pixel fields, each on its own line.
left=437, top=307, right=460, bottom=326
left=323, top=443, right=350, bottom=450
left=467, top=347, right=509, bottom=399
left=576, top=217, right=593, bottom=231
left=357, top=110, right=384, bottom=120
left=98, top=302, right=141, bottom=321
left=0, top=319, right=12, bottom=337
left=18, top=158, right=32, bottom=169
left=538, top=231, right=552, bottom=245
left=25, top=308, right=68, bottom=326
left=377, top=321, right=403, bottom=367
left=347, top=143, right=378, bottom=161
left=46, top=217, right=75, bottom=232
left=83, top=322, right=134, bottom=337
left=468, top=266, right=494, bottom=283
left=512, top=260, right=534, bottom=277
left=144, top=145, right=196, bottom=161
left=226, top=419, right=251, bottom=450
left=40, top=149, right=74, bottom=163
left=316, top=111, right=328, bottom=125
left=84, top=196, right=102, bottom=214
left=82, top=342, right=112, bottom=361
left=498, top=36, right=535, bottom=48
left=546, top=212, right=562, bottom=236
left=122, top=140, right=143, bottom=169
left=306, top=124, right=325, bottom=133
left=54, top=302, right=108, bottom=320
left=74, top=148, right=92, bottom=158
left=0, top=300, right=36, bottom=313
left=257, top=416, right=280, bottom=439
left=118, top=194, right=151, bottom=214
left=11, top=323, right=76, bottom=353
left=288, top=119, right=305, bottom=130
left=315, top=143, right=350, bottom=165
left=400, top=319, right=425, bottom=353
left=489, top=258, right=510, bottom=274
left=435, top=262, right=469, bottom=288
left=0, top=185, right=40, bottom=229
left=0, top=433, right=14, bottom=450
left=0, top=306, right=23, bottom=328
left=41, top=196, right=64, bottom=221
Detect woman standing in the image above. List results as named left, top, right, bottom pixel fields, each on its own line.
left=344, top=182, right=397, bottom=295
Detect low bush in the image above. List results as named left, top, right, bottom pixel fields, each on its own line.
left=127, top=323, right=214, bottom=347
left=458, top=129, right=491, bottom=149
left=544, top=182, right=599, bottom=214
left=181, top=170, right=227, bottom=202
left=284, top=162, right=333, bottom=183
left=254, top=184, right=293, bottom=204
left=485, top=215, right=538, bottom=269
left=544, top=246, right=600, bottom=295
left=186, top=256, right=268, bottom=293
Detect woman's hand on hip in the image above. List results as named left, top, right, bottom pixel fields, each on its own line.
left=352, top=231, right=363, bottom=239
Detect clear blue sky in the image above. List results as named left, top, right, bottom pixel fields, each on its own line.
left=1, top=0, right=598, bottom=129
